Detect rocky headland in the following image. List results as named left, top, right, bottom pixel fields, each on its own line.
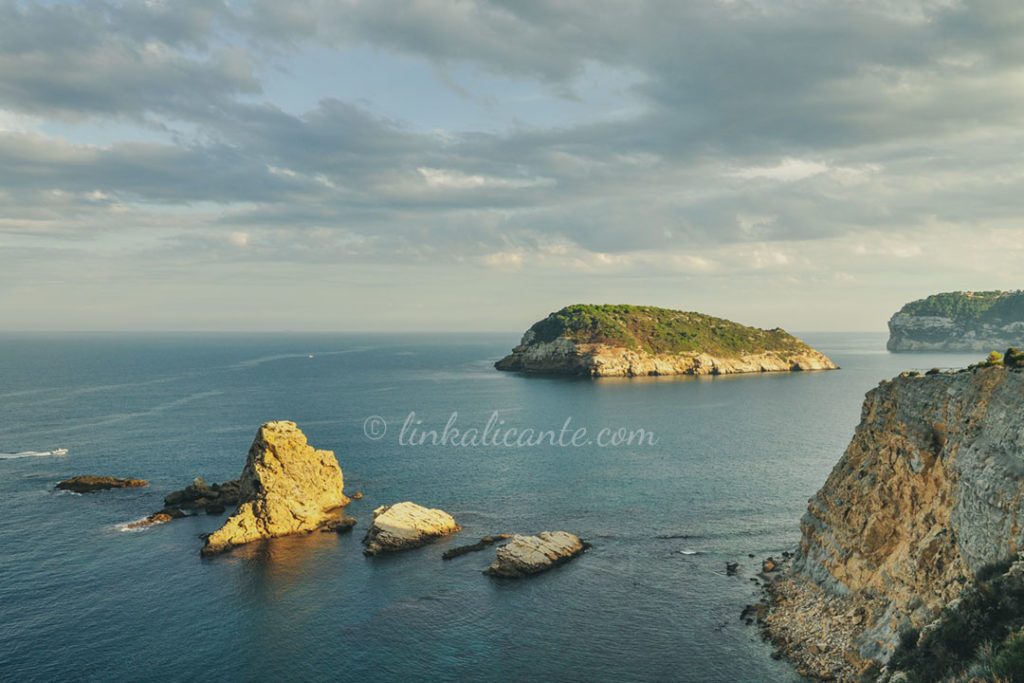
left=362, top=501, right=460, bottom=555
left=55, top=476, right=148, bottom=493
left=496, top=304, right=837, bottom=377
left=764, top=363, right=1024, bottom=680
left=887, top=290, right=1024, bottom=352
left=485, top=532, right=587, bottom=577
left=201, top=421, right=353, bottom=556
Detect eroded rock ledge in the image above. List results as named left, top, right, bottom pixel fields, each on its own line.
left=485, top=531, right=587, bottom=577
left=765, top=365, right=1024, bottom=679
left=201, top=421, right=352, bottom=556
left=362, top=501, right=460, bottom=555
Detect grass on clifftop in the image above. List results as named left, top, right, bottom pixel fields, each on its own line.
left=898, top=290, right=1024, bottom=322
left=526, top=304, right=811, bottom=357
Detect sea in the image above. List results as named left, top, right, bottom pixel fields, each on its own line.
left=0, top=332, right=984, bottom=682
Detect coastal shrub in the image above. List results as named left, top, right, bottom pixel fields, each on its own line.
left=899, top=291, right=1009, bottom=321
left=889, top=555, right=1024, bottom=682
left=976, top=557, right=1015, bottom=583
left=991, top=632, right=1024, bottom=682
left=898, top=626, right=920, bottom=651
left=1004, top=347, right=1024, bottom=369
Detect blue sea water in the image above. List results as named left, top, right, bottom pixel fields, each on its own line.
left=0, top=332, right=984, bottom=682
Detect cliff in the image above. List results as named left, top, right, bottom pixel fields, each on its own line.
left=887, top=290, right=1024, bottom=352
left=201, top=421, right=352, bottom=556
left=496, top=304, right=837, bottom=377
left=765, top=365, right=1024, bottom=679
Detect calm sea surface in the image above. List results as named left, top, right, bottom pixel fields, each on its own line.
left=0, top=332, right=983, bottom=682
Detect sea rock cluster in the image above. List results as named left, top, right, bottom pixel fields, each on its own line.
left=126, top=477, right=241, bottom=529
left=164, top=477, right=240, bottom=515
left=58, top=420, right=587, bottom=579
left=765, top=365, right=1024, bottom=677
left=201, top=421, right=352, bottom=556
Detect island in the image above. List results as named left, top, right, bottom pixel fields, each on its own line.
left=495, top=304, right=838, bottom=377
left=761, top=359, right=1024, bottom=680
left=887, top=290, right=1024, bottom=352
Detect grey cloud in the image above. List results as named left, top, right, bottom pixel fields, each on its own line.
left=1, top=0, right=1023, bottom=266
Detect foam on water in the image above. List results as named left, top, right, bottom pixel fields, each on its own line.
left=0, top=448, right=68, bottom=459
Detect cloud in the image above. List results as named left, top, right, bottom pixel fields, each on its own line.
left=2, top=0, right=1024, bottom=331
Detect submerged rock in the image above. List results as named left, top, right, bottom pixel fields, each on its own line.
left=201, top=421, right=350, bottom=556
left=484, top=531, right=587, bottom=577
left=442, top=534, right=512, bottom=560
left=56, top=476, right=148, bottom=493
left=127, top=507, right=186, bottom=529
left=362, top=502, right=460, bottom=555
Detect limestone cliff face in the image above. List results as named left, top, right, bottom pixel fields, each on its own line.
left=201, top=421, right=351, bottom=556
left=773, top=367, right=1024, bottom=672
left=887, top=312, right=1024, bottom=352
left=495, top=331, right=837, bottom=377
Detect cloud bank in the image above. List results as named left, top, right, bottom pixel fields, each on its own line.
left=2, top=0, right=1023, bottom=330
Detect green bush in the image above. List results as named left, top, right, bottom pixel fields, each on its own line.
left=1005, top=347, right=1024, bottom=369
left=992, top=633, right=1024, bottom=682
left=889, top=555, right=1024, bottom=681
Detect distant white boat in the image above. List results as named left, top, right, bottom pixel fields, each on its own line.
left=308, top=354, right=314, bottom=358
left=51, top=448, right=69, bottom=456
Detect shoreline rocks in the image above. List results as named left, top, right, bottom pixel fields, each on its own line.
left=56, top=476, right=148, bottom=493
left=201, top=421, right=351, bottom=556
left=484, top=531, right=587, bottom=577
left=362, top=502, right=460, bottom=555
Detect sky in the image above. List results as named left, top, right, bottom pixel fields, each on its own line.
left=2, top=0, right=1023, bottom=333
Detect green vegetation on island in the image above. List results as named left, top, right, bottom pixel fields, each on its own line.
left=897, top=290, right=1024, bottom=323
left=525, top=304, right=810, bottom=357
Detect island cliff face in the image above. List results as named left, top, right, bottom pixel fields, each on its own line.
left=767, top=366, right=1024, bottom=678
left=887, top=290, right=1024, bottom=352
left=202, top=421, right=351, bottom=556
left=496, top=304, right=837, bottom=377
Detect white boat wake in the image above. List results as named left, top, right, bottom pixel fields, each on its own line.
left=0, top=448, right=69, bottom=459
